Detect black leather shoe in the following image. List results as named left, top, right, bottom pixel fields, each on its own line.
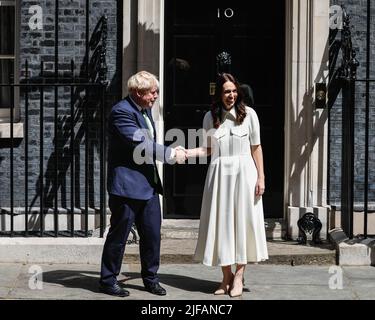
left=145, top=282, right=167, bottom=296
left=99, top=282, right=130, bottom=297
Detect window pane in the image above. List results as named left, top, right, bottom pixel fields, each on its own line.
left=0, top=60, right=14, bottom=108
left=0, top=5, right=15, bottom=55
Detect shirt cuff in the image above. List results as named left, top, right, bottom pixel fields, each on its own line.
left=169, top=147, right=175, bottom=161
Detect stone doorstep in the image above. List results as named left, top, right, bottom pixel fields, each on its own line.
left=161, top=228, right=285, bottom=240
left=0, top=219, right=334, bottom=265
left=0, top=218, right=335, bottom=265
left=122, top=252, right=336, bottom=266
left=124, top=240, right=336, bottom=265
left=329, top=228, right=375, bottom=266
left=160, top=218, right=286, bottom=240
left=0, top=238, right=336, bottom=265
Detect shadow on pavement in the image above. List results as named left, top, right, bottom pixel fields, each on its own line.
left=41, top=269, right=250, bottom=295
left=122, top=272, right=250, bottom=294
left=42, top=270, right=101, bottom=293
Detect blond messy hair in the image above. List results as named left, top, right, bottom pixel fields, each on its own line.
left=127, top=71, right=159, bottom=93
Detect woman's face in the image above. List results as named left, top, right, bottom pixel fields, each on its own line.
left=221, top=81, right=238, bottom=110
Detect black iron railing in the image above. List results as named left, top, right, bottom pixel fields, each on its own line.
left=330, top=4, right=372, bottom=239
left=339, top=8, right=358, bottom=239
left=0, top=12, right=108, bottom=238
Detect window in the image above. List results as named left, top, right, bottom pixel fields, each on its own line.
left=0, top=0, right=19, bottom=122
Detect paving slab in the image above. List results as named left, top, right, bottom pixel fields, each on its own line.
left=0, top=263, right=23, bottom=288
left=1, top=263, right=374, bottom=300
left=246, top=284, right=356, bottom=300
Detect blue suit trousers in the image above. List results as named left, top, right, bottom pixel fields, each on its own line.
left=100, top=193, right=161, bottom=286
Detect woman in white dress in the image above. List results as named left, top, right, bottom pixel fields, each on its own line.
left=186, top=73, right=268, bottom=297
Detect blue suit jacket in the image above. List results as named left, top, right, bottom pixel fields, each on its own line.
left=107, top=96, right=172, bottom=200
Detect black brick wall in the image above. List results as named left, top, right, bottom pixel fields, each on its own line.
left=0, top=0, right=121, bottom=211
left=329, top=0, right=375, bottom=210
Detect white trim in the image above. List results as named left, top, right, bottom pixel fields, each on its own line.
left=284, top=0, right=331, bottom=238
left=159, top=0, right=165, bottom=117
left=122, top=0, right=137, bottom=98
left=284, top=0, right=292, bottom=220
left=158, top=0, right=165, bottom=213
left=0, top=122, right=23, bottom=138
left=158, top=4, right=165, bottom=145
left=0, top=1, right=16, bottom=7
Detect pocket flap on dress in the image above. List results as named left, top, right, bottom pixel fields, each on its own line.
left=231, top=126, right=248, bottom=137
left=213, top=128, right=228, bottom=139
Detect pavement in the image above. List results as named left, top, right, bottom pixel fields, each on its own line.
left=0, top=239, right=374, bottom=301
left=1, top=225, right=374, bottom=302
left=0, top=262, right=375, bottom=300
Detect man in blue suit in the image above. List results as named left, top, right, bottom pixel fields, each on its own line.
left=99, top=71, right=186, bottom=297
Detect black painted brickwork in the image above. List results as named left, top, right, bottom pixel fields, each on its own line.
left=0, top=0, right=122, bottom=211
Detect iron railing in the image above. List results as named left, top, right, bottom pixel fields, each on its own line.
left=330, top=4, right=373, bottom=239
left=0, top=11, right=108, bottom=237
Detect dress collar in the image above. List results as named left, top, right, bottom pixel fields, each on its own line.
left=222, top=106, right=236, bottom=120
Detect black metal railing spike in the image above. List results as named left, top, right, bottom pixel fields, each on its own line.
left=99, top=16, right=108, bottom=85
left=40, top=61, right=45, bottom=237
left=339, top=8, right=359, bottom=81
left=70, top=60, right=75, bottom=237
left=339, top=6, right=356, bottom=239
left=10, top=61, right=14, bottom=238
left=25, top=60, right=29, bottom=237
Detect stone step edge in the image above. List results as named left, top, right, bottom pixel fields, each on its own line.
left=123, top=253, right=336, bottom=265
left=0, top=239, right=336, bottom=265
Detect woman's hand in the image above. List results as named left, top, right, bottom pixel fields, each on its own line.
left=186, top=149, right=195, bottom=158
left=251, top=145, right=265, bottom=197
left=183, top=147, right=211, bottom=158
left=255, top=176, right=265, bottom=197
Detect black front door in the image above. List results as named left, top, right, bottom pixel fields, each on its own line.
left=163, top=0, right=285, bottom=218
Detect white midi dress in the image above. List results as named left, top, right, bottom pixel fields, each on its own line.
left=194, top=106, right=269, bottom=266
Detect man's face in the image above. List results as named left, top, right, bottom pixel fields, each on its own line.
left=136, top=86, right=159, bottom=109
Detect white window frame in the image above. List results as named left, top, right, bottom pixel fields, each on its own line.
left=0, top=0, right=20, bottom=123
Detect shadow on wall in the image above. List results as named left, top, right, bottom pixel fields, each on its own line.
left=289, top=24, right=352, bottom=208
left=25, top=15, right=121, bottom=219
left=328, top=27, right=342, bottom=109
left=288, top=37, right=331, bottom=206
left=122, top=0, right=160, bottom=83
left=122, top=1, right=160, bottom=117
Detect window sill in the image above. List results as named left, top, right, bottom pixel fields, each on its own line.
left=0, top=122, right=24, bottom=139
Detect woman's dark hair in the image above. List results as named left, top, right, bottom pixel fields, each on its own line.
left=211, top=73, right=246, bottom=129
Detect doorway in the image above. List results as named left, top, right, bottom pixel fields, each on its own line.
left=163, top=0, right=285, bottom=218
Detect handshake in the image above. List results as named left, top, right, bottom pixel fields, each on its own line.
left=173, top=146, right=188, bottom=164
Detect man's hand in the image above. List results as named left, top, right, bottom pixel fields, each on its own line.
left=174, top=146, right=187, bottom=164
